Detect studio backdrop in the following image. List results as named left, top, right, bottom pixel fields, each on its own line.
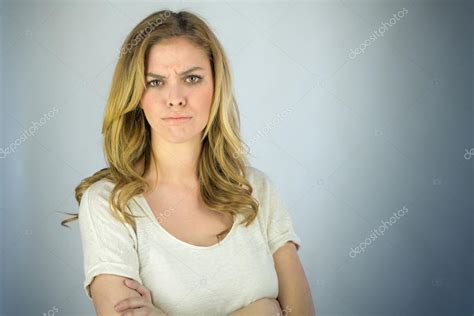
left=0, top=0, right=472, bottom=315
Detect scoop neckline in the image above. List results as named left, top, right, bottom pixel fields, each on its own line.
left=135, top=194, right=239, bottom=250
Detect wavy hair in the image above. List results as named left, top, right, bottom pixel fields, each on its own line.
left=60, top=10, right=260, bottom=241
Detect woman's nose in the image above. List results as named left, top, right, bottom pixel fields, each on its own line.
left=167, top=84, right=186, bottom=107
left=168, top=100, right=184, bottom=107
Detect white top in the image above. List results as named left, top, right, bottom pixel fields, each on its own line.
left=78, top=165, right=302, bottom=315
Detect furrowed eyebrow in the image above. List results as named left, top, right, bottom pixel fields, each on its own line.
left=146, top=66, right=204, bottom=79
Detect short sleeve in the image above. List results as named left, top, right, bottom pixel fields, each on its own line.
left=78, top=181, right=143, bottom=301
left=263, top=174, right=302, bottom=255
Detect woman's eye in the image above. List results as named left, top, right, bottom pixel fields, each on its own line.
left=146, top=79, right=161, bottom=87
left=146, top=75, right=202, bottom=88
left=186, top=75, right=202, bottom=84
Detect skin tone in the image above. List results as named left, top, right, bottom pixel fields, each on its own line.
left=139, top=36, right=214, bottom=190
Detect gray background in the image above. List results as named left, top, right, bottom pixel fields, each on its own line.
left=0, top=0, right=472, bottom=315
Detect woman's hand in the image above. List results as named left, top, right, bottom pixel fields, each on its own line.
left=229, top=297, right=282, bottom=315
left=114, top=279, right=167, bottom=316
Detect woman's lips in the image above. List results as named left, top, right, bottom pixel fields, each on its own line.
left=162, top=117, right=192, bottom=123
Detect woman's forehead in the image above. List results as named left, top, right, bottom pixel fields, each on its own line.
left=146, top=42, right=210, bottom=73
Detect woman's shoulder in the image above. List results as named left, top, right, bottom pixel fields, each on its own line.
left=86, top=177, right=115, bottom=193
left=244, top=165, right=272, bottom=193
left=80, top=177, right=117, bottom=206
left=79, top=177, right=139, bottom=222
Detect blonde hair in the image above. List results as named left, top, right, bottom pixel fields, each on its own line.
left=60, top=10, right=259, bottom=241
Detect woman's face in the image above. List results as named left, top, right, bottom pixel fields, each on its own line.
left=140, top=37, right=214, bottom=144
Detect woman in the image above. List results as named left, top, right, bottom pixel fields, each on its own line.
left=61, top=9, right=315, bottom=316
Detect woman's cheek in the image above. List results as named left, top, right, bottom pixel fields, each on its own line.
left=201, top=85, right=214, bottom=111
left=141, top=104, right=160, bottom=128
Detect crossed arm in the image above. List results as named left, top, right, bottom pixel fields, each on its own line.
left=89, top=274, right=144, bottom=315
left=272, top=241, right=316, bottom=316
left=90, top=241, right=315, bottom=315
